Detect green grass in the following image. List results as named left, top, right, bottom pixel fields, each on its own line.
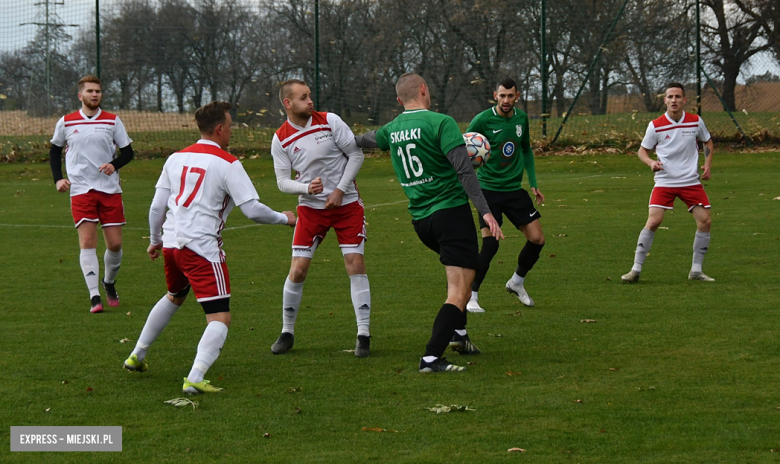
left=2, top=111, right=779, bottom=162
left=1, top=152, right=779, bottom=463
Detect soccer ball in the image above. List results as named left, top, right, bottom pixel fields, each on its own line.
left=463, top=132, right=491, bottom=168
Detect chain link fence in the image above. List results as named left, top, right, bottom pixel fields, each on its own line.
left=1, top=0, right=779, bottom=161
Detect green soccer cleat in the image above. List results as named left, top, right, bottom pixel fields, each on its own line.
left=182, top=378, right=224, bottom=394
left=123, top=354, right=148, bottom=373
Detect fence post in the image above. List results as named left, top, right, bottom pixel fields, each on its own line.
left=314, top=0, right=320, bottom=110
left=695, top=0, right=701, bottom=116
left=95, top=0, right=101, bottom=79
left=540, top=0, right=547, bottom=138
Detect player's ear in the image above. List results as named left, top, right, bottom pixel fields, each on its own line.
left=397, top=96, right=403, bottom=106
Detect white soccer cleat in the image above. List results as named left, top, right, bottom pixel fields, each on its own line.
left=506, top=279, right=534, bottom=307
left=466, top=299, right=485, bottom=313
left=621, top=270, right=640, bottom=283
left=688, top=272, right=715, bottom=282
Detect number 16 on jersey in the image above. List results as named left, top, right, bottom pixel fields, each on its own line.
left=397, top=143, right=423, bottom=179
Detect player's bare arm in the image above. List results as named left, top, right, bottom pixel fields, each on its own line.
left=531, top=187, right=545, bottom=204
left=638, top=146, right=663, bottom=171
left=701, top=139, right=714, bottom=181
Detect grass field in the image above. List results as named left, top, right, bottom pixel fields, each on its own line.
left=1, top=152, right=779, bottom=463
left=2, top=110, right=779, bottom=161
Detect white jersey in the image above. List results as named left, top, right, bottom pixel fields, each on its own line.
left=641, top=111, right=711, bottom=188
left=271, top=111, right=362, bottom=209
left=50, top=108, right=133, bottom=196
left=156, top=139, right=260, bottom=262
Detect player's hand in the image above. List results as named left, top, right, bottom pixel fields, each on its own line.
left=147, top=243, right=163, bottom=260
left=282, top=211, right=297, bottom=227
left=308, top=177, right=324, bottom=195
left=531, top=187, right=545, bottom=205
left=99, top=163, right=116, bottom=176
left=650, top=161, right=664, bottom=172
left=700, top=164, right=711, bottom=181
left=56, top=179, right=71, bottom=192
left=324, top=188, right=344, bottom=209
left=483, top=213, right=504, bottom=240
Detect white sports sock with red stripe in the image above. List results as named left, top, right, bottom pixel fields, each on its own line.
left=80, top=248, right=100, bottom=298
left=187, top=321, right=228, bottom=384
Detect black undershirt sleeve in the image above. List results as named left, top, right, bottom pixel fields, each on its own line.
left=49, top=144, right=64, bottom=184
left=446, top=145, right=491, bottom=218
left=110, top=144, right=134, bottom=170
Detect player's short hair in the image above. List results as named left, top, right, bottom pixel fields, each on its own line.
left=279, top=79, right=307, bottom=105
left=195, top=101, right=232, bottom=134
left=395, top=73, right=427, bottom=103
left=496, top=77, right=517, bottom=92
left=78, top=75, right=101, bottom=92
left=666, top=82, right=685, bottom=96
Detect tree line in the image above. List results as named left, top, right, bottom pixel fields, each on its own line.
left=0, top=0, right=778, bottom=123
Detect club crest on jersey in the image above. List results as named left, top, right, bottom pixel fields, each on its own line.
left=516, top=125, right=523, bottom=137
left=502, top=141, right=515, bottom=159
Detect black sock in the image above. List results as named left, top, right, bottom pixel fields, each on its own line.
left=516, top=241, right=544, bottom=277
left=424, top=303, right=462, bottom=358
left=472, top=236, right=499, bottom=292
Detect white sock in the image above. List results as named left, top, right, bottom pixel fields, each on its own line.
left=282, top=277, right=303, bottom=335
left=470, top=291, right=478, bottom=301
left=104, top=248, right=122, bottom=284
left=455, top=329, right=467, bottom=336
left=131, top=296, right=180, bottom=361
left=632, top=228, right=655, bottom=273
left=187, top=321, right=228, bottom=384
left=691, top=231, right=710, bottom=273
left=510, top=273, right=525, bottom=286
left=80, top=248, right=100, bottom=298
left=422, top=356, right=437, bottom=363
left=350, top=274, right=371, bottom=337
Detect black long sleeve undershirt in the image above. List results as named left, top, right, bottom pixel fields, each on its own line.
left=111, top=144, right=134, bottom=170
left=49, top=144, right=64, bottom=184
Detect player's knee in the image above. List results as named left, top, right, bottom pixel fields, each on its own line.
left=530, top=234, right=545, bottom=246
left=289, top=266, right=308, bottom=283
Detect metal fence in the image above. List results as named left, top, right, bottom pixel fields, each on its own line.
left=1, top=0, right=779, bottom=160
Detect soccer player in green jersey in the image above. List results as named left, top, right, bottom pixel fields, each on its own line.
left=355, top=73, right=504, bottom=373
left=466, top=77, right=546, bottom=313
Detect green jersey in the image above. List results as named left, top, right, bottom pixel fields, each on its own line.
left=467, top=106, right=537, bottom=192
left=376, top=109, right=467, bottom=220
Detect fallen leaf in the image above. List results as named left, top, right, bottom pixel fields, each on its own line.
left=126, top=312, right=131, bottom=316
left=248, top=327, right=254, bottom=331
left=342, top=349, right=356, bottom=353
left=62, top=380, right=68, bottom=384
left=425, top=404, right=475, bottom=414
left=553, top=233, right=568, bottom=237
left=773, top=197, right=780, bottom=201
left=606, top=277, right=611, bottom=281
left=362, top=427, right=398, bottom=433
left=510, top=310, right=522, bottom=317
left=507, top=448, right=526, bottom=452
left=487, top=333, right=503, bottom=337
left=581, top=319, right=597, bottom=323
left=658, top=226, right=669, bottom=230
left=609, top=368, right=619, bottom=371
left=600, top=429, right=606, bottom=433
left=506, top=371, right=522, bottom=376
left=467, top=361, right=477, bottom=365
left=164, top=397, right=198, bottom=409
left=549, top=254, right=557, bottom=258
left=574, top=399, right=583, bottom=403
left=263, top=433, right=271, bottom=438
left=119, top=337, right=132, bottom=343
left=45, top=408, right=51, bottom=412
left=286, top=387, right=303, bottom=393
left=86, top=387, right=93, bottom=392
left=292, top=407, right=302, bottom=415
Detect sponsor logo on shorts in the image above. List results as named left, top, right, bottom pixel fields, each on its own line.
left=529, top=210, right=538, bottom=217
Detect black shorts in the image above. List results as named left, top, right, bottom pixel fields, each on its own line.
left=412, top=203, right=479, bottom=270
left=477, top=188, right=541, bottom=230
